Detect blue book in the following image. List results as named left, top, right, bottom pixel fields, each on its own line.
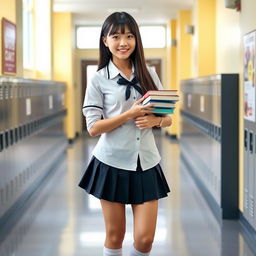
left=151, top=108, right=175, bottom=114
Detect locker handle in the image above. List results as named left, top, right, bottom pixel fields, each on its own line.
left=5, top=131, right=9, bottom=148
left=245, top=129, right=248, bottom=150
left=0, top=133, right=3, bottom=151
left=249, top=131, right=253, bottom=153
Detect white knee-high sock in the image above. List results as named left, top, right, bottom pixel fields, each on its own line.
left=129, top=245, right=150, bottom=256
left=103, top=246, right=122, bottom=256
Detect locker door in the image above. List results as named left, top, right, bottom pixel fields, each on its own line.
left=244, top=129, right=249, bottom=220
left=248, top=131, right=255, bottom=225
left=254, top=134, right=256, bottom=229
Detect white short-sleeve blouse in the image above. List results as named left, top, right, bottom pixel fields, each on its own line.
left=82, top=60, right=164, bottom=171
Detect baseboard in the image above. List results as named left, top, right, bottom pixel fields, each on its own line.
left=165, top=131, right=177, bottom=140
left=239, top=211, right=256, bottom=253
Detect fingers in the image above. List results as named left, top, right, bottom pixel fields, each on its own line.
left=135, top=119, right=145, bottom=125
left=143, top=103, right=154, bottom=109
left=145, top=103, right=155, bottom=108
left=135, top=97, right=145, bottom=105
left=135, top=117, right=150, bottom=129
left=135, top=114, right=154, bottom=121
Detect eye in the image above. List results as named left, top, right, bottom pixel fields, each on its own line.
left=127, top=34, right=134, bottom=39
left=112, top=35, right=119, bottom=39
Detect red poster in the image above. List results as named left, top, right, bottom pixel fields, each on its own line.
left=2, top=18, right=16, bottom=74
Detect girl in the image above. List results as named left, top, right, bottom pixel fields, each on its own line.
left=79, top=12, right=172, bottom=256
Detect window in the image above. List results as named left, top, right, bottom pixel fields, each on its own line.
left=23, top=0, right=34, bottom=69
left=77, top=27, right=101, bottom=49
left=76, top=25, right=166, bottom=49
left=140, top=26, right=166, bottom=48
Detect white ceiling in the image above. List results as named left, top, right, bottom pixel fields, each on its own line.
left=53, top=0, right=194, bottom=25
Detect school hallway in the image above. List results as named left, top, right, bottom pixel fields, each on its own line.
left=0, top=131, right=252, bottom=256
left=2, top=0, right=256, bottom=255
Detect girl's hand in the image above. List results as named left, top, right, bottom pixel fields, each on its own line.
left=135, top=114, right=161, bottom=129
left=126, top=98, right=154, bottom=119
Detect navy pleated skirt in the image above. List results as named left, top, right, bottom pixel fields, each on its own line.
left=78, top=156, right=170, bottom=204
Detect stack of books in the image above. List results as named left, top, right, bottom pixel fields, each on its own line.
left=142, top=90, right=179, bottom=115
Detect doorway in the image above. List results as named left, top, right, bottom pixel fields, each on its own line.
left=81, top=60, right=98, bottom=131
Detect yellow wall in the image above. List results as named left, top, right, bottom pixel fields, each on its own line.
left=216, top=0, right=240, bottom=74
left=191, top=0, right=216, bottom=77
left=166, top=19, right=178, bottom=136
left=16, top=0, right=23, bottom=77
left=53, top=12, right=76, bottom=140
left=176, top=10, right=192, bottom=138
left=198, top=0, right=216, bottom=76
left=34, top=0, right=52, bottom=79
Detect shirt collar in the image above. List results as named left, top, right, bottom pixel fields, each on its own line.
left=106, top=59, right=135, bottom=80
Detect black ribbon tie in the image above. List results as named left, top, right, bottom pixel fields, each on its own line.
left=117, top=75, right=142, bottom=100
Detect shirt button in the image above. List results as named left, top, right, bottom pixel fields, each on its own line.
left=137, top=137, right=140, bottom=140
left=133, top=97, right=136, bottom=99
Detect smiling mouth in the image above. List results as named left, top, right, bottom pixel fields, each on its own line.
left=118, top=49, right=129, bottom=53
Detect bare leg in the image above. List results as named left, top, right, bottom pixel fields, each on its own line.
left=131, top=200, right=158, bottom=253
left=100, top=199, right=126, bottom=249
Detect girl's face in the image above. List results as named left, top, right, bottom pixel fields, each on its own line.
left=103, top=25, right=136, bottom=62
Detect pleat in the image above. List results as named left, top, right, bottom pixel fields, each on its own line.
left=78, top=157, right=99, bottom=192
left=115, top=169, right=130, bottom=203
left=129, top=171, right=143, bottom=204
left=142, top=168, right=159, bottom=202
left=92, top=162, right=109, bottom=198
left=88, top=159, right=102, bottom=193
left=155, top=164, right=170, bottom=193
left=101, top=165, right=118, bottom=202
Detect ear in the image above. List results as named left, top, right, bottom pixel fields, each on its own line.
left=102, top=37, right=108, bottom=47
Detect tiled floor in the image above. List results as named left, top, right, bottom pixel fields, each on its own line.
left=0, top=132, right=255, bottom=256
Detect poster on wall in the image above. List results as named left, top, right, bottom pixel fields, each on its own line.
left=2, top=18, right=16, bottom=75
left=244, top=30, right=256, bottom=122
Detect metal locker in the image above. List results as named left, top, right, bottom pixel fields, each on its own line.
left=181, top=74, right=239, bottom=220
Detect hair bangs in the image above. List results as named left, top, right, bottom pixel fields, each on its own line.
left=108, top=23, right=126, bottom=35
left=107, top=14, right=136, bottom=36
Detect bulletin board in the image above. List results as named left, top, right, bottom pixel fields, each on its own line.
left=2, top=18, right=16, bottom=75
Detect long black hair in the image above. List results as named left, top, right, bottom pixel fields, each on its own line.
left=98, top=12, right=158, bottom=94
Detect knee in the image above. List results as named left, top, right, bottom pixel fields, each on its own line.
left=134, top=235, right=154, bottom=252
left=106, top=229, right=125, bottom=248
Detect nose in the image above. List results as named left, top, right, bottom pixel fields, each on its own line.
left=119, top=36, right=128, bottom=46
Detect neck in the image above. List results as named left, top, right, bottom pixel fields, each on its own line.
left=112, top=57, right=132, bottom=71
